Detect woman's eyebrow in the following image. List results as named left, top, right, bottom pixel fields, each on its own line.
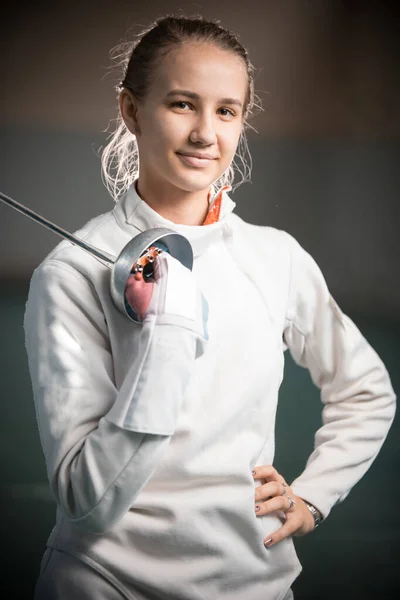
left=165, top=89, right=243, bottom=108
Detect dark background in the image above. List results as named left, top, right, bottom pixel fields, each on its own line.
left=0, top=1, right=399, bottom=598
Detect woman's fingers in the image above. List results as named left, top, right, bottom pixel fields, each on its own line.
left=254, top=480, right=284, bottom=502
left=263, top=513, right=301, bottom=548
left=253, top=466, right=287, bottom=509
left=254, top=492, right=296, bottom=515
left=263, top=496, right=316, bottom=547
left=253, top=464, right=294, bottom=519
left=252, top=465, right=286, bottom=484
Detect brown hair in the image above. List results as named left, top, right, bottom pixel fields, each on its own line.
left=101, top=14, right=262, bottom=202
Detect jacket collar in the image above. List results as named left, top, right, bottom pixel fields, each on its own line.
left=113, top=180, right=236, bottom=257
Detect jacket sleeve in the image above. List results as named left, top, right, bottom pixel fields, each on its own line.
left=281, top=233, right=396, bottom=520
left=24, top=259, right=205, bottom=535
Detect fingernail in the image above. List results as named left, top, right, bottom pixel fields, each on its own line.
left=255, top=505, right=260, bottom=512
left=252, top=470, right=256, bottom=476
left=264, top=538, right=273, bottom=548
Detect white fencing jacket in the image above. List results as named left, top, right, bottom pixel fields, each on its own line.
left=24, top=183, right=396, bottom=600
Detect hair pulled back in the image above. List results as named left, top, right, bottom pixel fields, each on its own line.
left=101, top=14, right=261, bottom=202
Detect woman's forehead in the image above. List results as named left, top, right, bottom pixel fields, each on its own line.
left=152, top=43, right=247, bottom=100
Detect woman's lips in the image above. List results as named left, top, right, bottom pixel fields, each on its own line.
left=176, top=153, right=215, bottom=169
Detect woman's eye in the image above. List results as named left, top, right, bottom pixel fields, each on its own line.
left=171, top=101, right=191, bottom=110
left=218, top=108, right=236, bottom=118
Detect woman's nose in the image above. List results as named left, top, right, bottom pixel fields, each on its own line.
left=189, top=114, right=217, bottom=145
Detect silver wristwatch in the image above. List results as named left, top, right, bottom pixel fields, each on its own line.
left=304, top=502, right=322, bottom=528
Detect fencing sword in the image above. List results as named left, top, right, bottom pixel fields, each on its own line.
left=0, top=190, right=193, bottom=323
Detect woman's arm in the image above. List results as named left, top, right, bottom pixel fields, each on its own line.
left=24, top=255, right=207, bottom=535
left=282, top=232, right=396, bottom=520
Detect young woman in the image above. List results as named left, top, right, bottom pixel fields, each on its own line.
left=25, top=15, right=396, bottom=600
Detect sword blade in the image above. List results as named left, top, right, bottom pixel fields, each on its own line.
left=0, top=191, right=116, bottom=266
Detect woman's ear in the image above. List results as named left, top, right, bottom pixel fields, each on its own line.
left=119, top=89, right=140, bottom=135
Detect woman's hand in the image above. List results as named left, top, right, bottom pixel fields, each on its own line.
left=252, top=465, right=316, bottom=548
left=125, top=271, right=155, bottom=321
left=125, top=246, right=163, bottom=321
left=125, top=251, right=209, bottom=346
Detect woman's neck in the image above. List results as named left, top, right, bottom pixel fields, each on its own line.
left=135, top=178, right=210, bottom=226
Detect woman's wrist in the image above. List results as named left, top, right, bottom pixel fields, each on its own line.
left=302, top=501, right=323, bottom=528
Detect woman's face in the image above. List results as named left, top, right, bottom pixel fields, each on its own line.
left=124, top=42, right=248, bottom=196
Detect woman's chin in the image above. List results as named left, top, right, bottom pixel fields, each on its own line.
left=172, top=170, right=221, bottom=193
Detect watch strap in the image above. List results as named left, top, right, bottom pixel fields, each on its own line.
left=304, top=501, right=322, bottom=528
